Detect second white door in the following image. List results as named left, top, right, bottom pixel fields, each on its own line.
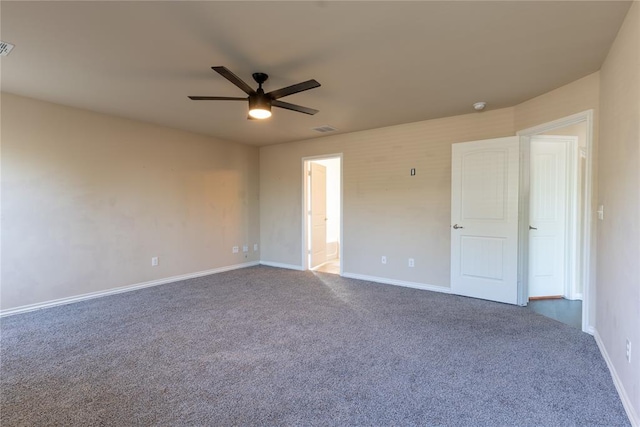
left=528, top=136, right=569, bottom=298
left=310, top=162, right=327, bottom=268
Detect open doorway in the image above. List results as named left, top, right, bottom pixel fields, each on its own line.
left=528, top=134, right=581, bottom=328
left=518, top=111, right=593, bottom=332
left=303, top=155, right=342, bottom=275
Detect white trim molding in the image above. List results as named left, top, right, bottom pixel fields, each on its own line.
left=259, top=261, right=305, bottom=271
left=594, top=330, right=639, bottom=426
left=516, top=110, right=594, bottom=136
left=0, top=261, right=260, bottom=317
left=341, top=272, right=452, bottom=294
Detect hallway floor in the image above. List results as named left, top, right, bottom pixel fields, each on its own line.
left=528, top=298, right=582, bottom=329
left=313, top=259, right=340, bottom=275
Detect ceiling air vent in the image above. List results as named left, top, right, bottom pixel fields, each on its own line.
left=0, top=41, right=15, bottom=56
left=312, top=125, right=337, bottom=133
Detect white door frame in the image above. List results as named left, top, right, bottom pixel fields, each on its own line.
left=517, top=110, right=594, bottom=334
left=301, top=154, right=343, bottom=275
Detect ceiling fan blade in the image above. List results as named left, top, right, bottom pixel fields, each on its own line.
left=188, top=96, right=247, bottom=101
left=272, top=100, right=319, bottom=115
left=212, top=66, right=256, bottom=95
left=267, top=79, right=321, bottom=100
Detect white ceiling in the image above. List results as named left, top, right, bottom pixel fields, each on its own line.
left=1, top=1, right=631, bottom=146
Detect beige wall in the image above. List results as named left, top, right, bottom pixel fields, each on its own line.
left=597, top=2, right=640, bottom=422
left=261, top=108, right=515, bottom=286
left=1, top=93, right=260, bottom=310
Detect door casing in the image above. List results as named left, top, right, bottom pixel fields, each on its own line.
left=517, top=110, right=595, bottom=334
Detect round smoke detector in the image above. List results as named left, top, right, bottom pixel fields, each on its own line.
left=473, top=101, right=487, bottom=111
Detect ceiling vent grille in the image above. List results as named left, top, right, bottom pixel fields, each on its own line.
left=0, top=41, right=14, bottom=56
left=312, top=125, right=337, bottom=133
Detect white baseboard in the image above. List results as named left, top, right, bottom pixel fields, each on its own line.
left=259, top=261, right=304, bottom=271
left=341, top=272, right=451, bottom=294
left=594, top=329, right=639, bottom=427
left=0, top=261, right=260, bottom=317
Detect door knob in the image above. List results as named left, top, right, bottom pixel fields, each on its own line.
left=453, top=224, right=464, bottom=229
left=529, top=225, right=537, bottom=230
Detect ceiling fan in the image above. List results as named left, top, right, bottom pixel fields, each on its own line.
left=189, top=66, right=321, bottom=119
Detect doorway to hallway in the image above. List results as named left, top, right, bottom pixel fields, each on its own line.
left=518, top=111, right=593, bottom=333
left=303, top=155, right=342, bottom=275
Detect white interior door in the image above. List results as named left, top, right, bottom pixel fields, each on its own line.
left=451, top=137, right=520, bottom=304
left=528, top=137, right=567, bottom=298
left=310, top=162, right=327, bottom=268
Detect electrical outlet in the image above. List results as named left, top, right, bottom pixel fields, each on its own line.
left=232, top=246, right=239, bottom=254
left=254, top=243, right=259, bottom=251
left=408, top=258, right=415, bottom=267
left=151, top=257, right=159, bottom=267
left=597, top=205, right=604, bottom=220
left=626, top=339, right=631, bottom=363
left=381, top=256, right=387, bottom=264
left=242, top=245, right=248, bottom=253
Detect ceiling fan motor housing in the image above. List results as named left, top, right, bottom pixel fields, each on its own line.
left=249, top=91, right=271, bottom=112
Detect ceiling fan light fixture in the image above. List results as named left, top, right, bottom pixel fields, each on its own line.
left=249, top=94, right=272, bottom=119
left=248, top=107, right=272, bottom=119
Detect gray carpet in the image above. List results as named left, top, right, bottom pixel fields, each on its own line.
left=0, top=266, right=630, bottom=426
